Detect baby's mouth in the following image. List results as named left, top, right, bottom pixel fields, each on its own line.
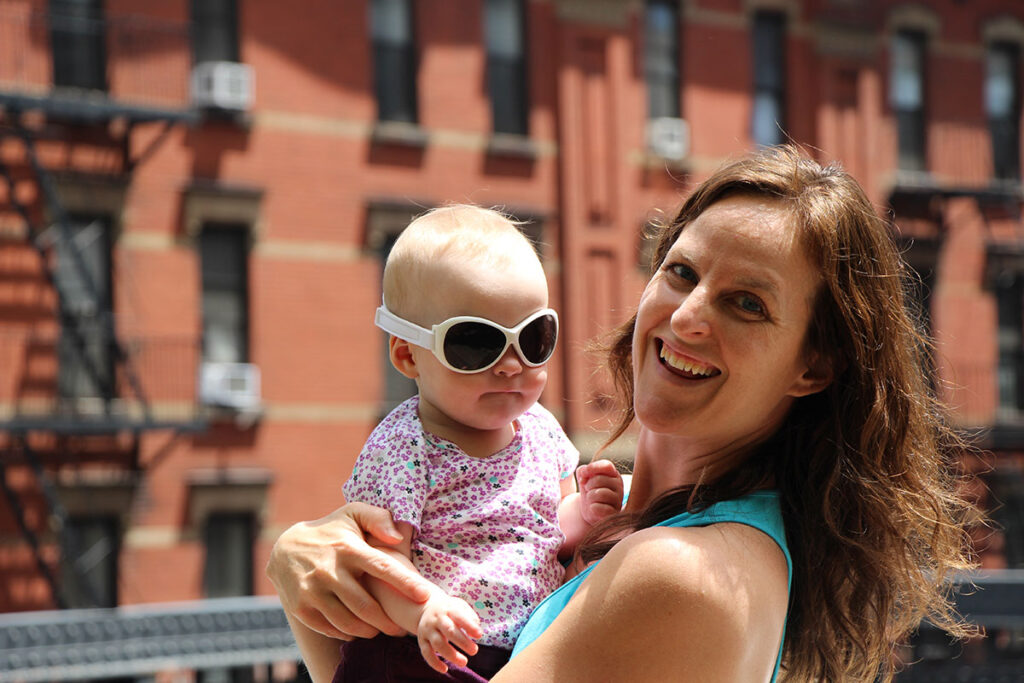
left=658, top=341, right=721, bottom=379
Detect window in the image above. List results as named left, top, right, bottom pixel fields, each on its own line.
left=366, top=203, right=422, bottom=414
left=370, top=0, right=418, bottom=124
left=485, top=0, right=528, bottom=136
left=987, top=42, right=1021, bottom=181
left=996, top=271, right=1024, bottom=418
left=59, top=515, right=118, bottom=608
left=891, top=30, right=927, bottom=172
left=192, top=0, right=239, bottom=63
left=55, top=215, right=114, bottom=401
left=645, top=0, right=680, bottom=120
left=987, top=467, right=1024, bottom=568
left=203, top=512, right=254, bottom=598
left=199, top=225, right=249, bottom=364
left=751, top=11, right=786, bottom=146
left=50, top=0, right=106, bottom=91
left=201, top=512, right=255, bottom=683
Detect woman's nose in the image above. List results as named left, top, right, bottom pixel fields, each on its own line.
left=493, top=346, right=524, bottom=376
left=671, top=289, right=712, bottom=338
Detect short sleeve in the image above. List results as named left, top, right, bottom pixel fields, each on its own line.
left=342, top=428, right=430, bottom=531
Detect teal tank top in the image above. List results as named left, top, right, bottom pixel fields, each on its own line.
left=510, top=490, right=791, bottom=682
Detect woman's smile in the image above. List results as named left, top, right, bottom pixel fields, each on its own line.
left=658, top=340, right=720, bottom=379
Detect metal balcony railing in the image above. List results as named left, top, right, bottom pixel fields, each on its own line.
left=0, top=6, right=196, bottom=123
left=0, top=596, right=300, bottom=682
left=0, top=330, right=207, bottom=434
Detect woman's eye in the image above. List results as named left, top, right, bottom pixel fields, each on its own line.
left=666, top=263, right=698, bottom=283
left=736, top=294, right=766, bottom=316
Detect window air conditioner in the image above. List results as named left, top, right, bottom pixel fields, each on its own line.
left=646, top=117, right=690, bottom=160
left=191, top=61, right=254, bottom=111
left=199, top=361, right=261, bottom=410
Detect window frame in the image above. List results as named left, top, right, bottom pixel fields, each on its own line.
left=191, top=0, right=240, bottom=64
left=370, top=0, right=419, bottom=124
left=890, top=29, right=928, bottom=172
left=484, top=0, right=529, bottom=136
left=986, top=41, right=1022, bottom=182
left=55, top=213, right=115, bottom=401
left=644, top=0, right=681, bottom=121
left=751, top=10, right=787, bottom=147
left=49, top=0, right=107, bottom=91
left=198, top=224, right=251, bottom=365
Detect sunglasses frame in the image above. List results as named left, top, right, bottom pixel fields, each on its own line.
left=374, top=305, right=559, bottom=374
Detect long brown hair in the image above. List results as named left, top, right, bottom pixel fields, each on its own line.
left=581, top=145, right=977, bottom=681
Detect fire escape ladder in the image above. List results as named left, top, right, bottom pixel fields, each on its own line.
left=5, top=123, right=154, bottom=424
left=0, top=156, right=116, bottom=416
left=17, top=435, right=106, bottom=608
left=0, top=451, right=64, bottom=609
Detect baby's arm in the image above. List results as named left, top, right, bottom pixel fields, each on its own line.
left=365, top=521, right=484, bottom=673
left=556, top=459, right=624, bottom=560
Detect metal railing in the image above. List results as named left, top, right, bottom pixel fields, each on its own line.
left=0, top=596, right=300, bottom=682
left=0, top=330, right=206, bottom=434
left=0, top=6, right=194, bottom=121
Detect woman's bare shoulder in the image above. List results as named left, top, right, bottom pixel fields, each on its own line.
left=495, top=522, right=788, bottom=682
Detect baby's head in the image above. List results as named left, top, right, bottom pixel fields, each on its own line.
left=379, top=204, right=555, bottom=432
left=383, top=204, right=547, bottom=324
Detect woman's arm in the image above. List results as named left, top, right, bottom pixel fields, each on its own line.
left=266, top=502, right=436, bottom=672
left=493, top=522, right=789, bottom=682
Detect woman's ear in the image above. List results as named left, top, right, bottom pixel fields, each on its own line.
left=389, top=337, right=420, bottom=379
left=788, top=353, right=834, bottom=398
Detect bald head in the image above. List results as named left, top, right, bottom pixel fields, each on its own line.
left=383, top=205, right=546, bottom=325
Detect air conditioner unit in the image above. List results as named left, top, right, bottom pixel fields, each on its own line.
left=199, top=361, right=261, bottom=410
left=646, top=117, right=690, bottom=160
left=191, top=61, right=254, bottom=111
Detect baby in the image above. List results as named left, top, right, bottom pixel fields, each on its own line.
left=337, top=205, right=623, bottom=680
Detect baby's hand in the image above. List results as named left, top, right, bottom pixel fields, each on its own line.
left=576, top=459, right=625, bottom=526
left=416, top=593, right=483, bottom=674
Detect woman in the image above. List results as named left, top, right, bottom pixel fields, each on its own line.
left=268, top=145, right=976, bottom=681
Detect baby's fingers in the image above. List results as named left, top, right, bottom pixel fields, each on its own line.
left=449, top=600, right=483, bottom=641
left=425, top=619, right=471, bottom=667
left=417, top=636, right=451, bottom=674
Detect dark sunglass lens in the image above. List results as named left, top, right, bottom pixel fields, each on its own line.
left=443, top=322, right=506, bottom=370
left=519, top=315, right=557, bottom=364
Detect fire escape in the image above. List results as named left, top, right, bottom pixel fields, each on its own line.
left=0, top=6, right=296, bottom=681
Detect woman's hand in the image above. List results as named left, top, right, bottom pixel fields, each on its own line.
left=266, top=502, right=434, bottom=640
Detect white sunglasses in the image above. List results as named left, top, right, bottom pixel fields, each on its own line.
left=375, top=305, right=559, bottom=374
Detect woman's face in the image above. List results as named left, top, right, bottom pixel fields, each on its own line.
left=632, top=194, right=830, bottom=452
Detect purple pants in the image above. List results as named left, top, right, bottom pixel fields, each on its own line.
left=333, top=635, right=511, bottom=683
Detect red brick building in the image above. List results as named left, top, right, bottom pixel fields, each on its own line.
left=1, top=0, right=1024, bottom=678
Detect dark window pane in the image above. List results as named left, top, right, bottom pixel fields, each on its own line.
left=377, top=230, right=418, bottom=411
left=752, top=11, right=785, bottom=146
left=203, top=512, right=254, bottom=598
left=988, top=469, right=1024, bottom=568
left=485, top=0, right=528, bottom=135
left=201, top=513, right=255, bottom=683
left=200, top=225, right=249, bottom=363
left=56, top=215, right=114, bottom=399
left=371, top=0, right=417, bottom=123
left=987, top=43, right=1021, bottom=180
left=192, top=0, right=239, bottom=63
left=50, top=0, right=106, bottom=91
left=891, top=31, right=927, bottom=170
left=996, top=271, right=1024, bottom=413
left=645, top=0, right=680, bottom=120
left=60, top=516, right=118, bottom=608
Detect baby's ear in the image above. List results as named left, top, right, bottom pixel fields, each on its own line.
left=389, top=336, right=419, bottom=379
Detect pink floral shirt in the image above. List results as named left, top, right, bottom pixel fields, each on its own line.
left=343, top=396, right=578, bottom=649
